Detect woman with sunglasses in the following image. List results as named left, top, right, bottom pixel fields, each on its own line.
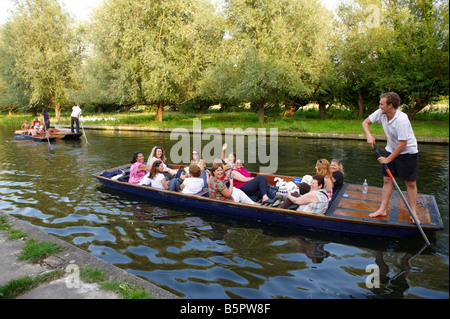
left=231, top=158, right=275, bottom=204
left=330, top=159, right=345, bottom=197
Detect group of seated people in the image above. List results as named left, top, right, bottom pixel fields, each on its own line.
left=126, top=145, right=344, bottom=215
left=21, top=118, right=46, bottom=136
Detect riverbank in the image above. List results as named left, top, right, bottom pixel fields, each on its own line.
left=0, top=211, right=179, bottom=299
left=65, top=123, right=450, bottom=144
left=2, top=110, right=449, bottom=140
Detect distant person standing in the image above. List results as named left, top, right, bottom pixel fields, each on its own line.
left=41, top=108, right=50, bottom=130
left=362, top=92, right=419, bottom=222
left=71, top=104, right=82, bottom=133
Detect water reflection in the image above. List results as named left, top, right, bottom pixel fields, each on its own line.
left=0, top=126, right=448, bottom=299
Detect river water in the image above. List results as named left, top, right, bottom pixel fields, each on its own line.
left=0, top=125, right=448, bottom=299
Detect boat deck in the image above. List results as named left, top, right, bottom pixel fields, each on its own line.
left=327, top=184, right=440, bottom=228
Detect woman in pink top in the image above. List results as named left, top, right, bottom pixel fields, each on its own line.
left=129, top=151, right=152, bottom=184
left=232, top=158, right=275, bottom=204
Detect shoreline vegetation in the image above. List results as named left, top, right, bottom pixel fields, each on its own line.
left=1, top=105, right=449, bottom=143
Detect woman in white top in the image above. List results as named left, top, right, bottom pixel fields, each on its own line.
left=146, top=160, right=170, bottom=190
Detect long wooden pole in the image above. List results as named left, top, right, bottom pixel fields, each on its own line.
left=372, top=143, right=430, bottom=245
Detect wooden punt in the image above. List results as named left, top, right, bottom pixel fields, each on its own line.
left=13, top=130, right=57, bottom=142
left=92, top=164, right=444, bottom=238
left=13, top=129, right=82, bottom=140
left=47, top=129, right=82, bottom=140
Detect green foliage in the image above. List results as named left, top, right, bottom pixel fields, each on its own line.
left=1, top=0, right=448, bottom=120
left=333, top=0, right=449, bottom=116
left=0, top=270, right=64, bottom=299
left=0, top=0, right=82, bottom=116
left=17, top=239, right=65, bottom=262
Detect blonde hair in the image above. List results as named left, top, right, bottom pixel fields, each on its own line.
left=316, top=159, right=333, bottom=187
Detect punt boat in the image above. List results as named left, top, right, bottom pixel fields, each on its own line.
left=13, top=129, right=82, bottom=141
left=13, top=130, right=57, bottom=142
left=92, top=164, right=444, bottom=238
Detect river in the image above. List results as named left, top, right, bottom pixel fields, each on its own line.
left=1, top=125, right=448, bottom=299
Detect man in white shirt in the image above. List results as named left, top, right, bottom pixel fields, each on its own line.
left=71, top=104, right=82, bottom=133
left=362, top=92, right=419, bottom=221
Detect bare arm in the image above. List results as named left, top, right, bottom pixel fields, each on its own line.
left=232, top=170, right=252, bottom=183
left=288, top=191, right=318, bottom=205
left=362, top=117, right=375, bottom=148
left=220, top=178, right=234, bottom=198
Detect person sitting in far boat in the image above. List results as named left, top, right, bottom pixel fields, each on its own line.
left=231, top=158, right=275, bottom=204
left=330, top=159, right=345, bottom=200
left=221, top=143, right=236, bottom=175
left=28, top=125, right=38, bottom=136
left=209, top=163, right=256, bottom=204
left=146, top=160, right=181, bottom=191
left=32, top=117, right=41, bottom=128
left=315, top=158, right=334, bottom=201
left=21, top=120, right=31, bottom=133
left=180, top=164, right=207, bottom=195
left=129, top=151, right=152, bottom=184
left=282, top=175, right=329, bottom=214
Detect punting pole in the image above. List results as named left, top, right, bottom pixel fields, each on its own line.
left=80, top=116, right=89, bottom=144
left=372, top=142, right=430, bottom=246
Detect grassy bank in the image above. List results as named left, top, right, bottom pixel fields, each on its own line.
left=1, top=109, right=448, bottom=138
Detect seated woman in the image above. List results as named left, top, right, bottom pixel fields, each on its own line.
left=32, top=117, right=41, bottom=128
left=315, top=158, right=334, bottom=201
left=209, top=163, right=256, bottom=204
left=276, top=182, right=311, bottom=208
left=147, top=146, right=176, bottom=178
left=330, top=159, right=345, bottom=197
left=129, top=151, right=152, bottom=184
left=145, top=160, right=180, bottom=191
left=231, top=158, right=275, bottom=204
left=29, top=125, right=38, bottom=136
left=180, top=164, right=207, bottom=195
left=282, top=175, right=329, bottom=214
left=221, top=143, right=236, bottom=175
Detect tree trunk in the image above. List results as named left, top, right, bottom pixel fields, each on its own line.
left=406, top=97, right=429, bottom=118
left=156, top=101, right=164, bottom=122
left=358, top=89, right=364, bottom=117
left=258, top=105, right=264, bottom=124
left=53, top=103, right=61, bottom=122
left=318, top=102, right=327, bottom=119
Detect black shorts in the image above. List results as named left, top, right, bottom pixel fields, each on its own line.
left=381, top=150, right=418, bottom=181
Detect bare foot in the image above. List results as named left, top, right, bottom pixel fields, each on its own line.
left=369, top=209, right=387, bottom=218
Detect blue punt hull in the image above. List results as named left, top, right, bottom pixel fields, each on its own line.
left=93, top=166, right=444, bottom=238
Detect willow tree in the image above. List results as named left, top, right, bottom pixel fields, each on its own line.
left=86, top=0, right=224, bottom=121
left=202, top=0, right=332, bottom=124
left=0, top=0, right=82, bottom=120
left=333, top=0, right=449, bottom=117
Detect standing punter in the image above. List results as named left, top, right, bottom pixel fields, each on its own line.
left=71, top=103, right=82, bottom=133
left=362, top=92, right=419, bottom=222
